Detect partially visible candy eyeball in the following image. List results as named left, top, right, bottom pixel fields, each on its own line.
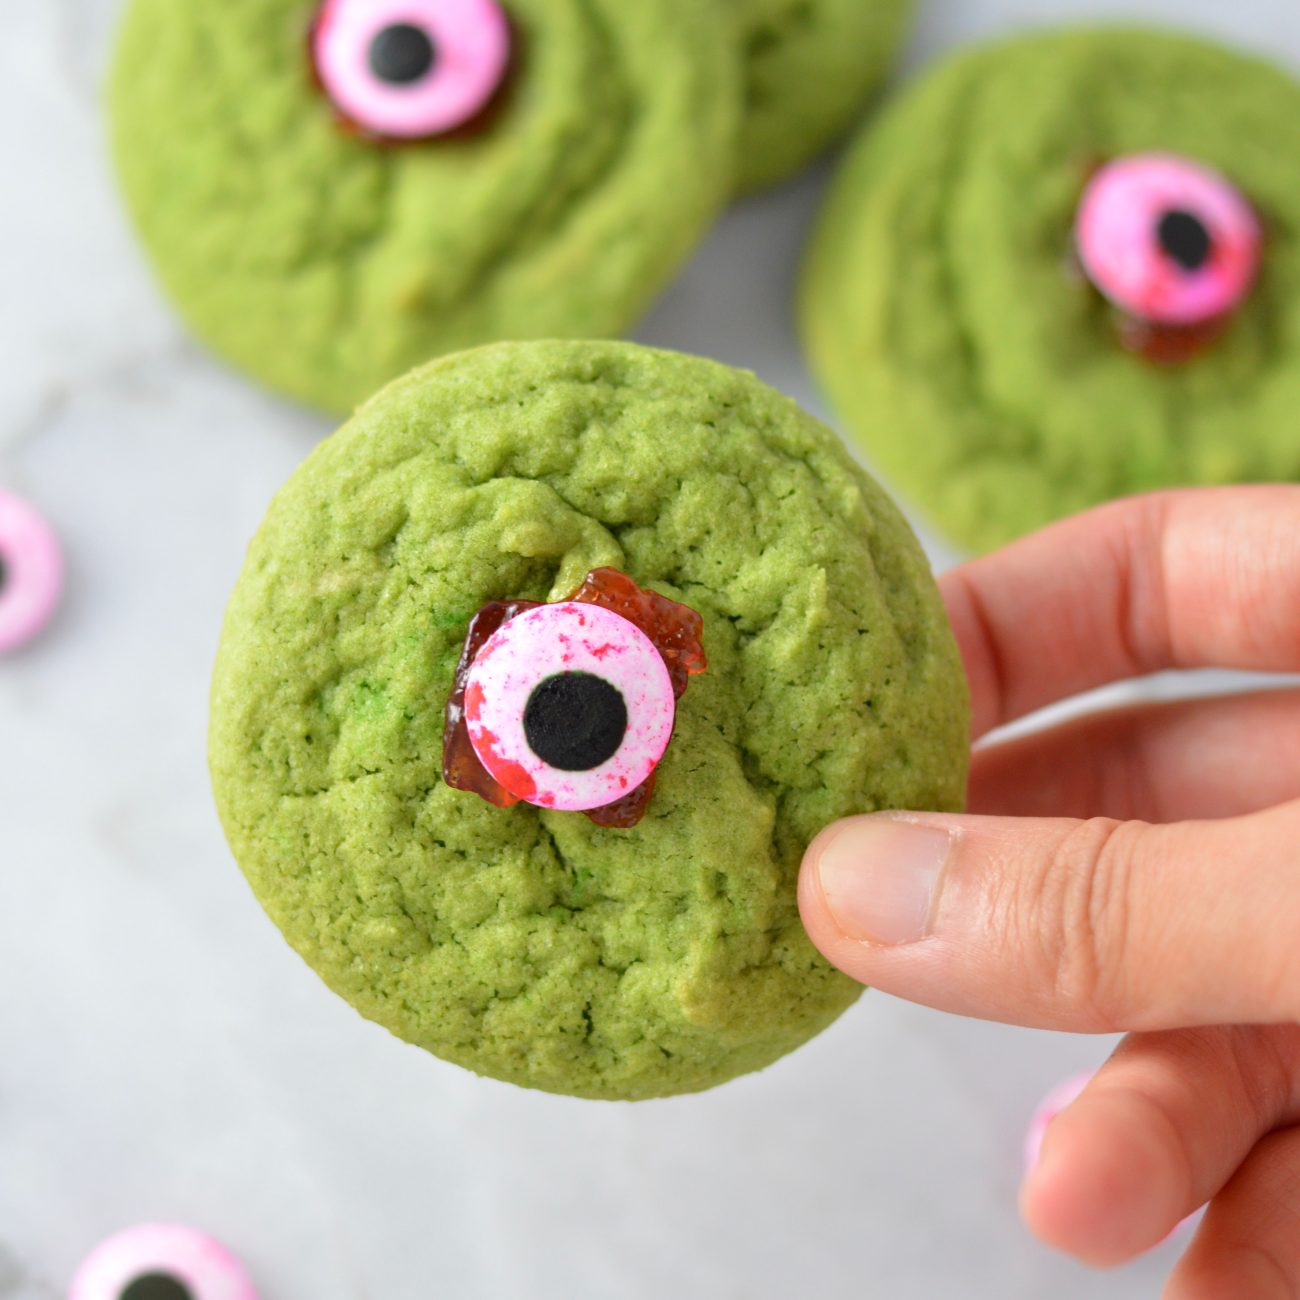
left=0, top=488, right=63, bottom=654
left=1023, top=1071, right=1093, bottom=1176
left=311, top=0, right=511, bottom=140
left=464, top=602, right=676, bottom=812
left=68, top=1223, right=258, bottom=1300
left=1076, top=153, right=1261, bottom=328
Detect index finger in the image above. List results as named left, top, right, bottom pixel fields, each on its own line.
left=941, top=486, right=1300, bottom=739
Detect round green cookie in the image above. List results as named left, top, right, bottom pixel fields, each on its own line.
left=109, top=1, right=739, bottom=414
left=801, top=27, right=1300, bottom=553
left=727, top=0, right=915, bottom=193
left=209, top=340, right=969, bottom=1100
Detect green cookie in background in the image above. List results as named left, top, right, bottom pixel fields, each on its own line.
left=209, top=340, right=970, bottom=1100
left=109, top=0, right=740, bottom=414
left=802, top=27, right=1300, bottom=554
left=728, top=0, right=916, bottom=193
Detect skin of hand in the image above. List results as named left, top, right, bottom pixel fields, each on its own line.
left=798, top=486, right=1300, bottom=1299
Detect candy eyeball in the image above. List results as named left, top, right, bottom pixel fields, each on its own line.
left=442, top=568, right=707, bottom=827
left=1075, top=152, right=1261, bottom=329
left=311, top=0, right=511, bottom=140
left=1022, top=1071, right=1093, bottom=1176
left=464, top=601, right=676, bottom=813
left=68, top=1223, right=258, bottom=1300
left=0, top=488, right=63, bottom=654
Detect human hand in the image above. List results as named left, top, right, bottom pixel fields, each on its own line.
left=798, top=487, right=1300, bottom=1297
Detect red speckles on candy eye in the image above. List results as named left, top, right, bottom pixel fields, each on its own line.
left=311, top=0, right=511, bottom=142
left=464, top=681, right=484, bottom=721
left=570, top=568, right=707, bottom=695
left=441, top=570, right=706, bottom=827
left=464, top=603, right=671, bottom=812
left=472, top=726, right=538, bottom=802
left=1075, top=153, right=1261, bottom=360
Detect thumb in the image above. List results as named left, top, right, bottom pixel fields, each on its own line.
left=797, top=803, right=1300, bottom=1031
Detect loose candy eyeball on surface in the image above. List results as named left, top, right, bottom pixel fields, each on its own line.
left=1023, top=1071, right=1094, bottom=1176
left=1076, top=152, right=1261, bottom=328
left=68, top=1224, right=258, bottom=1300
left=311, top=0, right=512, bottom=140
left=0, top=487, right=63, bottom=654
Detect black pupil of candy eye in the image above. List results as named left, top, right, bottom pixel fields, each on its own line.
left=524, top=672, right=628, bottom=772
left=0, top=553, right=7, bottom=594
left=368, top=23, right=437, bottom=85
left=1156, top=208, right=1213, bottom=272
left=118, top=1273, right=195, bottom=1300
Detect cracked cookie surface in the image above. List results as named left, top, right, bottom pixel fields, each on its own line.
left=110, top=0, right=739, bottom=414
left=209, top=340, right=969, bottom=1099
left=801, top=27, right=1300, bottom=553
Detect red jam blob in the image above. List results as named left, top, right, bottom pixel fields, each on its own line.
left=568, top=568, right=707, bottom=695
left=1117, top=314, right=1233, bottom=366
left=443, top=598, right=541, bottom=808
left=441, top=569, right=706, bottom=828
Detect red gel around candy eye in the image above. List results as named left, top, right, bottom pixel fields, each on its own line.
left=68, top=1223, right=258, bottom=1300
left=1075, top=153, right=1261, bottom=346
left=311, top=0, right=511, bottom=141
left=443, top=598, right=541, bottom=808
left=442, top=569, right=706, bottom=828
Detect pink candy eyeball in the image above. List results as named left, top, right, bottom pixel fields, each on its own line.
left=0, top=487, right=63, bottom=654
left=311, top=0, right=511, bottom=140
left=68, top=1223, right=258, bottom=1300
left=1076, top=153, right=1261, bottom=327
left=1023, top=1071, right=1093, bottom=1176
left=463, top=602, right=676, bottom=812
left=1024, top=1071, right=1200, bottom=1245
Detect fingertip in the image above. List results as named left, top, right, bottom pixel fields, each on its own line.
left=1020, top=1093, right=1186, bottom=1266
left=797, top=818, right=856, bottom=964
left=798, top=820, right=839, bottom=906
left=1020, top=1137, right=1135, bottom=1268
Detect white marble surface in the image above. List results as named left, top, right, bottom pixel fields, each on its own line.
left=3, top=2, right=1297, bottom=1297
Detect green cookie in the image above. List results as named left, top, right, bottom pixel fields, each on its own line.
left=109, top=1, right=739, bottom=414
left=209, top=340, right=969, bottom=1100
left=728, top=0, right=915, bottom=193
left=802, top=27, right=1300, bottom=553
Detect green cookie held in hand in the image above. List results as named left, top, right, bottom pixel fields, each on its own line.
left=802, top=27, right=1300, bottom=553
left=727, top=0, right=915, bottom=193
left=110, top=0, right=740, bottom=414
left=209, top=340, right=969, bottom=1100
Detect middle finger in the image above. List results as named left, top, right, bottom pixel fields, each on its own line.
left=1021, top=1024, right=1300, bottom=1265
left=969, top=688, right=1300, bottom=823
